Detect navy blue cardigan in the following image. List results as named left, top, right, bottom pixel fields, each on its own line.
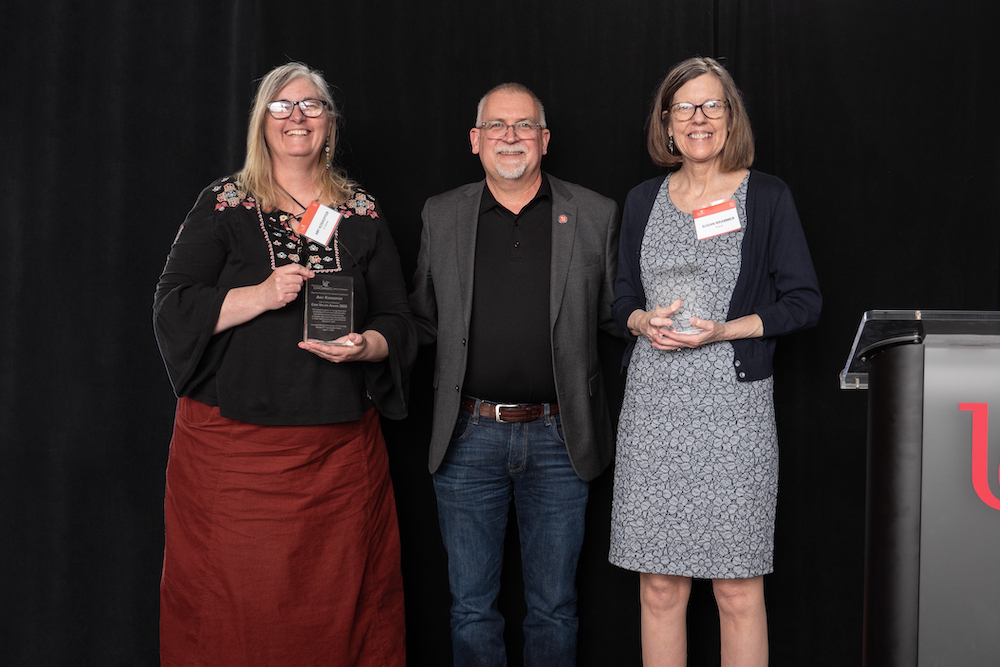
left=612, top=170, right=821, bottom=381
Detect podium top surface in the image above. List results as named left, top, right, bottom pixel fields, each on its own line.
left=839, top=310, right=1000, bottom=389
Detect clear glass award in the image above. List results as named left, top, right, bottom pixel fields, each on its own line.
left=303, top=275, right=354, bottom=345
left=651, top=280, right=702, bottom=334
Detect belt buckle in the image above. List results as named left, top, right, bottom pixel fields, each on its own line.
left=493, top=403, right=519, bottom=423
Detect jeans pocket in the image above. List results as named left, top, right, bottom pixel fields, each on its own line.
left=552, top=415, right=566, bottom=445
left=450, top=410, right=472, bottom=442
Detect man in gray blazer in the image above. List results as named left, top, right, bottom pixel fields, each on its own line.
left=409, top=82, right=620, bottom=667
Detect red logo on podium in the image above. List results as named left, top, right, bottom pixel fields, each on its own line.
left=959, top=403, right=1000, bottom=510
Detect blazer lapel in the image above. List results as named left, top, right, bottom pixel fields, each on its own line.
left=548, top=176, right=577, bottom=329
left=455, top=181, right=484, bottom=328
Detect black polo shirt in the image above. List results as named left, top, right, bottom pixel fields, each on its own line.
left=462, top=176, right=557, bottom=404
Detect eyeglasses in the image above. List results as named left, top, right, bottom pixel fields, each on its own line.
left=266, top=99, right=328, bottom=119
left=479, top=120, right=543, bottom=140
left=666, top=100, right=728, bottom=121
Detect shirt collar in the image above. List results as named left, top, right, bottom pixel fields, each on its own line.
left=479, top=173, right=552, bottom=215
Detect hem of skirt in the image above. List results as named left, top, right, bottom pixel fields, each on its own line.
left=608, top=555, right=774, bottom=579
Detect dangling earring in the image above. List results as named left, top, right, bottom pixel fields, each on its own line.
left=668, top=135, right=675, bottom=155
left=324, top=140, right=331, bottom=170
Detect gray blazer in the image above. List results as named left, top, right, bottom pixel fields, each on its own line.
left=409, top=174, right=621, bottom=481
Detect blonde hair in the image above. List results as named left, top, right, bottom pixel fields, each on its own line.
left=647, top=57, right=755, bottom=171
left=237, top=62, right=355, bottom=210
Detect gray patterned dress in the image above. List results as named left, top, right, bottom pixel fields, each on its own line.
left=609, top=172, right=778, bottom=579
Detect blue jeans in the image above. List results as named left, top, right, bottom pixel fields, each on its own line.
left=433, top=400, right=590, bottom=667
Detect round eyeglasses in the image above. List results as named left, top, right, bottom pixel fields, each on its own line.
left=479, top=120, right=543, bottom=140
left=666, top=100, right=728, bottom=121
left=266, top=99, right=328, bottom=119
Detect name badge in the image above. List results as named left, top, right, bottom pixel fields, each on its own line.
left=693, top=199, right=741, bottom=240
left=296, top=201, right=343, bottom=247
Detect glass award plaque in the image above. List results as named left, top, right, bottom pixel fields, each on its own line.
left=665, top=289, right=701, bottom=334
left=650, top=277, right=702, bottom=334
left=303, top=275, right=354, bottom=345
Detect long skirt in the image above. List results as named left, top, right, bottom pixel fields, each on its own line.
left=160, top=398, right=405, bottom=666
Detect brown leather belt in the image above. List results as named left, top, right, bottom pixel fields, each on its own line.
left=460, top=396, right=559, bottom=423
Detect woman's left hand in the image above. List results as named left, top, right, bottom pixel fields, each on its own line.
left=656, top=314, right=764, bottom=351
left=655, top=317, right=728, bottom=350
left=298, top=331, right=389, bottom=363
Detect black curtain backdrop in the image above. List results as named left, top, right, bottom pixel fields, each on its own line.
left=2, top=1, right=997, bottom=665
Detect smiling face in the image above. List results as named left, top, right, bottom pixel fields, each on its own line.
left=470, top=90, right=550, bottom=185
left=667, top=73, right=729, bottom=167
left=263, top=77, right=331, bottom=166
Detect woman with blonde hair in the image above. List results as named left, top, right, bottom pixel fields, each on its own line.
left=154, top=62, right=413, bottom=666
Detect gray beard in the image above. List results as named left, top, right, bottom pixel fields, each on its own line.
left=494, top=142, right=528, bottom=179
left=495, top=160, right=528, bottom=180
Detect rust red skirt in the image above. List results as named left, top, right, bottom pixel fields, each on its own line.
left=160, top=398, right=405, bottom=666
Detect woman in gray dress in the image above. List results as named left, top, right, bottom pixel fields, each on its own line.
left=609, top=57, right=821, bottom=665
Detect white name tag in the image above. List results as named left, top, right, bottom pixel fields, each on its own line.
left=296, top=201, right=343, bottom=247
left=693, top=199, right=741, bottom=240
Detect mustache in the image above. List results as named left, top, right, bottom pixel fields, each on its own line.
left=494, top=142, right=526, bottom=156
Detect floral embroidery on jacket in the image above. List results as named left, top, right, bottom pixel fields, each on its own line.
left=252, top=187, right=378, bottom=272
left=212, top=179, right=255, bottom=211
left=342, top=190, right=378, bottom=218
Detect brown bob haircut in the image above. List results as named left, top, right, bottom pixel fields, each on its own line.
left=647, top=57, right=755, bottom=171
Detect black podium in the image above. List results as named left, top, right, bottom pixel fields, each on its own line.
left=841, top=310, right=1000, bottom=666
